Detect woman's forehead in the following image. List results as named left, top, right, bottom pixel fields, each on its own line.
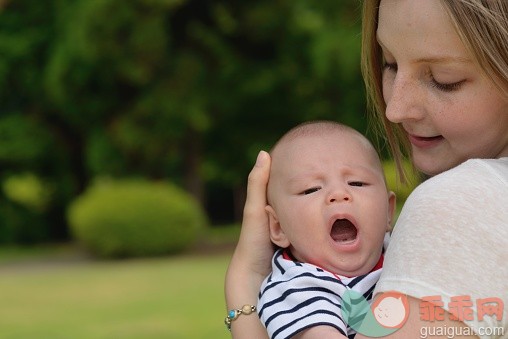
left=377, top=0, right=467, bottom=60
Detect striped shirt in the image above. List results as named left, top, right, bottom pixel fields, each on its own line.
left=258, top=249, right=383, bottom=339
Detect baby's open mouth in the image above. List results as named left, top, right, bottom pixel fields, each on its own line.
left=330, top=219, right=358, bottom=243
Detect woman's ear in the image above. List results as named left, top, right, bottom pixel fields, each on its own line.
left=387, top=191, right=397, bottom=231
left=265, top=205, right=290, bottom=248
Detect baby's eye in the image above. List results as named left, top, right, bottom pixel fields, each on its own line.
left=301, top=187, right=321, bottom=195
left=348, top=181, right=366, bottom=187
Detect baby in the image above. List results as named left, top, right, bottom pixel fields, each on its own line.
left=257, top=121, right=396, bottom=339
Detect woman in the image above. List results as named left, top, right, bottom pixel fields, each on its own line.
left=225, top=0, right=508, bottom=338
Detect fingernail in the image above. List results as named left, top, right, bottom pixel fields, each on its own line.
left=255, top=151, right=267, bottom=167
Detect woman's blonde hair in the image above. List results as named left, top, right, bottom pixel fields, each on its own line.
left=361, top=0, right=508, bottom=181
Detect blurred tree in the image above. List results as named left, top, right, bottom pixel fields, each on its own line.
left=200, top=0, right=366, bottom=219
left=0, top=0, right=366, bottom=243
left=0, top=0, right=70, bottom=241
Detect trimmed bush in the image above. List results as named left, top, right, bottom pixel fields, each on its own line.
left=68, top=179, right=207, bottom=258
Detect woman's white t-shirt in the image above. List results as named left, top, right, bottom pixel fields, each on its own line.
left=375, top=158, right=508, bottom=338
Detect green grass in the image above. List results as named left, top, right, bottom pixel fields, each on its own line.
left=0, top=244, right=235, bottom=338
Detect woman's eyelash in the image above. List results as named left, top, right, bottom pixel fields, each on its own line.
left=383, top=62, right=397, bottom=72
left=430, top=78, right=465, bottom=92
left=384, top=61, right=464, bottom=92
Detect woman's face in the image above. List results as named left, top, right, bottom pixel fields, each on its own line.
left=378, top=0, right=508, bottom=175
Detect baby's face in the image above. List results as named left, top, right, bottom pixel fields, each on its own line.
left=268, top=132, right=395, bottom=276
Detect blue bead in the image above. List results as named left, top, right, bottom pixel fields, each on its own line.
left=228, top=310, right=236, bottom=318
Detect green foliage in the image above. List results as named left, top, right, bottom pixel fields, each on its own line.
left=0, top=173, right=54, bottom=245
left=1, top=0, right=368, bottom=242
left=383, top=160, right=420, bottom=203
left=68, top=179, right=208, bottom=258
left=2, top=173, right=53, bottom=212
left=0, top=200, right=50, bottom=244
left=0, top=115, right=52, bottom=167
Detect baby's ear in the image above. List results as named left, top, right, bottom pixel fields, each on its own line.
left=387, top=191, right=397, bottom=231
left=265, top=205, right=290, bottom=248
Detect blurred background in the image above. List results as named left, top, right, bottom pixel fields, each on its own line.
left=0, top=0, right=416, bottom=338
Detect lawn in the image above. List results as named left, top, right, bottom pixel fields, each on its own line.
left=0, top=243, right=235, bottom=339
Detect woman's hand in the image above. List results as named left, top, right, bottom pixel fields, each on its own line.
left=225, top=151, right=273, bottom=338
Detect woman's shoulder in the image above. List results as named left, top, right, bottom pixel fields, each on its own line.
left=413, top=157, right=508, bottom=196
left=445, top=157, right=507, bottom=180
left=398, top=157, right=508, bottom=221
left=377, top=159, right=508, bottom=331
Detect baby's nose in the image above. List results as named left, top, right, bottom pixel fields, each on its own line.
left=328, top=187, right=351, bottom=203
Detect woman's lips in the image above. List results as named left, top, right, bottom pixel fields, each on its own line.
left=408, top=134, right=444, bottom=149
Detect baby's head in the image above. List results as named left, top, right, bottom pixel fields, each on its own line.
left=266, top=121, right=396, bottom=276
left=267, top=122, right=386, bottom=199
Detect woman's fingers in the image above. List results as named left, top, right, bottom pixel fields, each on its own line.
left=225, top=150, right=273, bottom=338
left=243, top=151, right=271, bottom=221
left=234, top=150, right=274, bottom=276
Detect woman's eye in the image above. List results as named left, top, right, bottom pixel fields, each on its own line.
left=383, top=62, right=398, bottom=72
left=301, top=187, right=321, bottom=195
left=430, top=77, right=465, bottom=92
left=348, top=181, right=366, bottom=187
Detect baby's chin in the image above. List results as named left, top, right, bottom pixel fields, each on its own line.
left=322, top=251, right=382, bottom=277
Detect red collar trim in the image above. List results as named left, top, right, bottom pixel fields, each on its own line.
left=371, top=254, right=384, bottom=272
left=282, top=250, right=294, bottom=261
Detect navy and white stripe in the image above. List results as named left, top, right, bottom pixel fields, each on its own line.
left=258, top=249, right=382, bottom=339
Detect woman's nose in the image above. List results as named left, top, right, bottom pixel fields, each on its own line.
left=383, top=71, right=425, bottom=123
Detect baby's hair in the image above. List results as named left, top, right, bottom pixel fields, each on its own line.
left=267, top=121, right=386, bottom=205
left=270, top=121, right=372, bottom=155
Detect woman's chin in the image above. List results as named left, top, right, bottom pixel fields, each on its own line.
left=412, top=152, right=456, bottom=176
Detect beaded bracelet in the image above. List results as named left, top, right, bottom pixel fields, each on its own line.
left=224, top=304, right=257, bottom=331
